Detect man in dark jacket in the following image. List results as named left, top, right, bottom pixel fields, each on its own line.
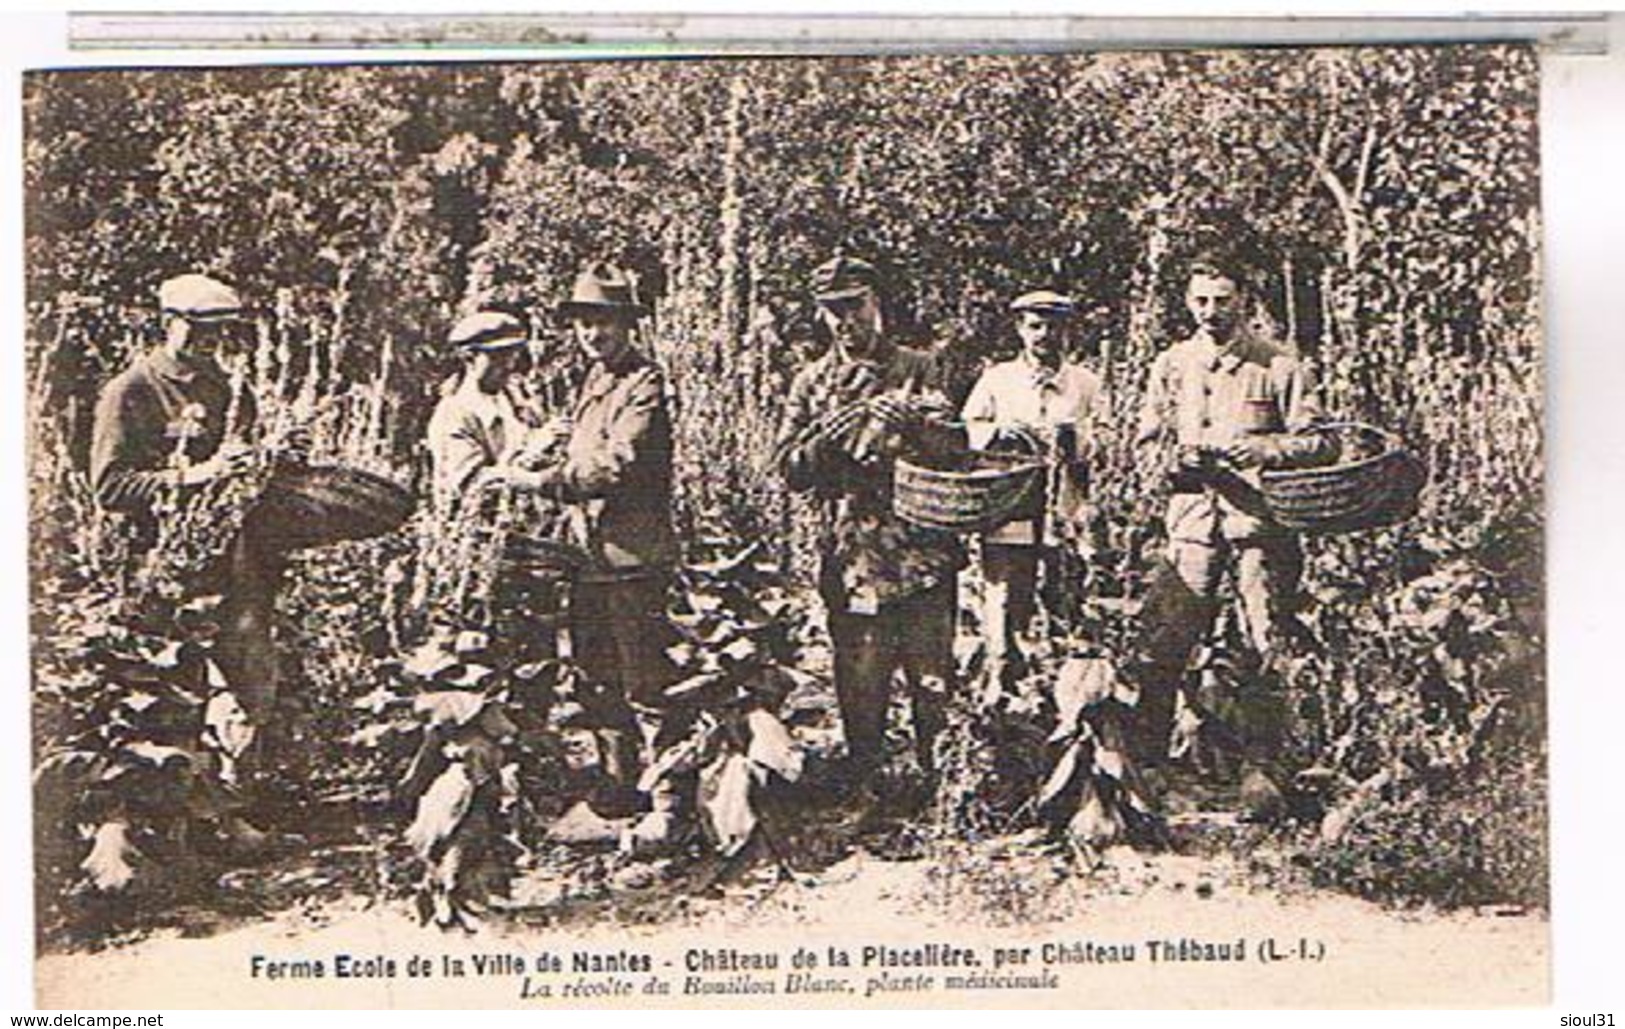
left=90, top=272, right=306, bottom=848
left=91, top=273, right=298, bottom=714
left=90, top=273, right=257, bottom=536
left=490, top=264, right=677, bottom=788
left=775, top=255, right=964, bottom=785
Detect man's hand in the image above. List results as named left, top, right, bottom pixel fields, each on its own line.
left=1176, top=444, right=1212, bottom=473
left=480, top=463, right=552, bottom=493
left=866, top=395, right=913, bottom=431
left=534, top=415, right=573, bottom=452
left=813, top=402, right=869, bottom=449
left=515, top=417, right=572, bottom=469
left=990, top=424, right=1044, bottom=455
left=182, top=441, right=256, bottom=486
left=276, top=425, right=314, bottom=466
left=1221, top=439, right=1278, bottom=470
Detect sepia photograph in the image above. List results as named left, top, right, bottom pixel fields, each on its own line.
left=22, top=43, right=1546, bottom=1008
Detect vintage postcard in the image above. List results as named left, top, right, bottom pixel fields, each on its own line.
left=25, top=44, right=1546, bottom=1008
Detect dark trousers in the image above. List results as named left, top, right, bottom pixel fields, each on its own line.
left=209, top=519, right=287, bottom=725
left=1132, top=542, right=1299, bottom=767
left=980, top=542, right=1074, bottom=648
left=569, top=572, right=676, bottom=786
left=824, top=582, right=956, bottom=775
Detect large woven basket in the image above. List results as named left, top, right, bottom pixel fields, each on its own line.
left=1259, top=422, right=1426, bottom=535
left=253, top=465, right=415, bottom=552
left=894, top=450, right=1044, bottom=533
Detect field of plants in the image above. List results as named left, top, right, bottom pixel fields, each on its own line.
left=24, top=45, right=1544, bottom=948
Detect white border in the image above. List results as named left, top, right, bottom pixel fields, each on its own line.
left=4, top=6, right=1622, bottom=1025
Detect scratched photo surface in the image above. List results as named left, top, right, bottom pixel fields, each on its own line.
left=25, top=46, right=1546, bottom=1008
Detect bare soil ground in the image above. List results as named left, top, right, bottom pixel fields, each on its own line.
left=35, top=799, right=1548, bottom=1009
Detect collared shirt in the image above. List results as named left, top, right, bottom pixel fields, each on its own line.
left=962, top=356, right=1107, bottom=546
left=777, top=341, right=964, bottom=611
left=1137, top=330, right=1328, bottom=542
left=90, top=348, right=254, bottom=539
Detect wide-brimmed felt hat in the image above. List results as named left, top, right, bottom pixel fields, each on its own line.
left=159, top=273, right=243, bottom=322
left=449, top=310, right=529, bottom=351
left=812, top=255, right=880, bottom=304
left=1011, top=290, right=1076, bottom=317
left=557, top=263, right=645, bottom=321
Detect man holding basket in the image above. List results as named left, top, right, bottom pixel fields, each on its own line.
left=961, top=289, right=1108, bottom=692
left=775, top=255, right=964, bottom=791
left=1131, top=251, right=1334, bottom=808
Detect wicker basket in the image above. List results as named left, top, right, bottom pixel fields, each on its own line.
left=894, top=450, right=1044, bottom=533
left=253, top=465, right=415, bottom=552
left=1259, top=422, right=1426, bottom=535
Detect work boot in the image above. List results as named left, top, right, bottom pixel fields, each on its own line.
left=211, top=813, right=276, bottom=863
left=1237, top=761, right=1288, bottom=825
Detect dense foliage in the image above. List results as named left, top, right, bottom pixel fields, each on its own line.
left=25, top=46, right=1544, bottom=934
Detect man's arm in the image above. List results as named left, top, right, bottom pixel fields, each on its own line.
left=776, top=368, right=857, bottom=494
left=427, top=405, right=500, bottom=507
left=535, top=367, right=668, bottom=502
left=1073, top=372, right=1112, bottom=463
left=89, top=375, right=181, bottom=513
left=1135, top=350, right=1173, bottom=460
left=1233, top=357, right=1335, bottom=470
left=959, top=368, right=999, bottom=449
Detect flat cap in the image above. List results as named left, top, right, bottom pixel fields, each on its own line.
left=1011, top=290, right=1075, bottom=317
left=449, top=310, right=529, bottom=351
left=812, top=255, right=880, bottom=303
left=158, top=273, right=242, bottom=321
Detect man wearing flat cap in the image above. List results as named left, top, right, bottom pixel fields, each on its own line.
left=490, top=264, right=677, bottom=788
left=775, top=255, right=964, bottom=794
left=90, top=272, right=309, bottom=848
left=962, top=289, right=1108, bottom=690
left=91, top=274, right=260, bottom=525
left=428, top=309, right=544, bottom=513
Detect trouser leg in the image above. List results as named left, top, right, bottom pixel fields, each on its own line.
left=981, top=543, right=1038, bottom=646
left=1231, top=538, right=1303, bottom=760
left=828, top=607, right=894, bottom=777
left=1131, top=542, right=1223, bottom=765
left=1040, top=544, right=1079, bottom=633
left=980, top=543, right=1036, bottom=697
left=897, top=584, right=956, bottom=776
left=569, top=578, right=658, bottom=789
left=207, top=523, right=293, bottom=814
left=1235, top=537, right=1304, bottom=658
left=211, top=531, right=283, bottom=724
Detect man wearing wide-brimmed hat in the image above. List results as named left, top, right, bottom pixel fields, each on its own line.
left=962, top=288, right=1108, bottom=690
left=774, top=255, right=964, bottom=801
left=490, top=263, right=676, bottom=790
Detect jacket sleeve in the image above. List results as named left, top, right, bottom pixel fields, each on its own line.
left=547, top=368, right=668, bottom=502
left=1135, top=350, right=1174, bottom=460
left=1075, top=374, right=1111, bottom=462
left=776, top=369, right=846, bottom=494
left=427, top=404, right=498, bottom=508
left=1261, top=358, right=1335, bottom=469
left=960, top=369, right=998, bottom=449
left=89, top=375, right=181, bottom=514
left=899, top=348, right=965, bottom=459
